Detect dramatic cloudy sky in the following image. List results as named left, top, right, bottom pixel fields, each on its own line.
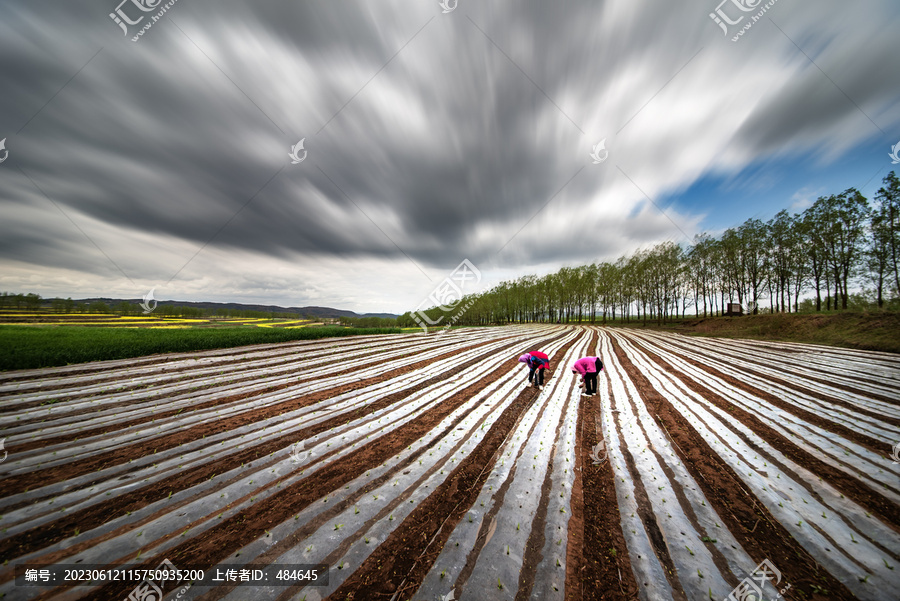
left=1, top=0, right=898, bottom=313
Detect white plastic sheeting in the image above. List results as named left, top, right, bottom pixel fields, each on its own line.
left=0, top=326, right=564, bottom=601
left=610, top=329, right=900, bottom=601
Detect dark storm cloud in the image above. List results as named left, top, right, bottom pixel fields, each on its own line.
left=1, top=0, right=899, bottom=308
left=733, top=17, right=900, bottom=159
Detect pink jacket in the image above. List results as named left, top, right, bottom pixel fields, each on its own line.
left=571, top=357, right=601, bottom=376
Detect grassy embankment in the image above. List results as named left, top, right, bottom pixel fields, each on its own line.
left=0, top=326, right=402, bottom=371
left=610, top=311, right=900, bottom=354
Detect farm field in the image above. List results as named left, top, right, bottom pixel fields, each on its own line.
left=0, top=326, right=898, bottom=601
left=0, top=311, right=321, bottom=328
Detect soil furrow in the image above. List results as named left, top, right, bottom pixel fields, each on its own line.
left=516, top=372, right=577, bottom=600
left=630, top=338, right=900, bottom=531
left=81, top=351, right=540, bottom=601
left=325, top=336, right=579, bottom=600
left=5, top=338, right=484, bottom=452
left=194, top=369, right=520, bottom=601
left=577, top=383, right=639, bottom=601
left=0, top=336, right=549, bottom=560
left=609, top=348, right=689, bottom=601
left=0, top=339, right=501, bottom=492
left=609, top=333, right=859, bottom=601
left=662, top=335, right=900, bottom=412
left=567, top=328, right=639, bottom=601
left=565, top=391, right=586, bottom=601
left=644, top=335, right=897, bottom=452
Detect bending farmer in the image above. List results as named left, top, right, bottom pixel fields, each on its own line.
left=571, top=356, right=604, bottom=396
left=518, top=351, right=550, bottom=389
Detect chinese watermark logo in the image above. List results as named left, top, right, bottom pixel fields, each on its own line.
left=289, top=139, right=308, bottom=164
left=0, top=438, right=7, bottom=464
left=709, top=0, right=779, bottom=42
left=709, top=0, right=760, bottom=35
left=126, top=558, right=189, bottom=601
left=411, top=259, right=481, bottom=333
left=439, top=0, right=458, bottom=14
left=889, top=141, right=900, bottom=165
left=139, top=288, right=158, bottom=314
left=109, top=0, right=181, bottom=42
left=725, top=559, right=791, bottom=601
left=290, top=441, right=309, bottom=464
left=590, top=440, right=608, bottom=466
left=891, top=441, right=899, bottom=464
left=110, top=0, right=162, bottom=35
left=0, top=138, right=8, bottom=164
left=590, top=139, right=609, bottom=164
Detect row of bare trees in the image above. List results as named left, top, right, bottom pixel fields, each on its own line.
left=400, top=172, right=900, bottom=327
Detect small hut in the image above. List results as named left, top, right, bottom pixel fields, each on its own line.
left=724, top=303, right=743, bottom=316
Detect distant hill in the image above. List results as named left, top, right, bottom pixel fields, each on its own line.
left=74, top=298, right=398, bottom=319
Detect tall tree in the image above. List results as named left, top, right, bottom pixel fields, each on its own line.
left=875, top=171, right=900, bottom=297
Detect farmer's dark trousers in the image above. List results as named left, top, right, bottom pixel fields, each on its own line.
left=528, top=368, right=544, bottom=386
left=584, top=372, right=598, bottom=395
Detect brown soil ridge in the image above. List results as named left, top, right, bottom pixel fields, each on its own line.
left=81, top=347, right=547, bottom=601
left=0, top=334, right=446, bottom=406
left=0, top=335, right=551, bottom=562
left=578, top=390, right=643, bottom=600
left=710, top=336, right=899, bottom=392
left=193, top=356, right=529, bottom=601
left=628, top=338, right=900, bottom=532
left=626, top=335, right=900, bottom=534
left=324, top=334, right=580, bottom=601
left=0, top=334, right=392, bottom=384
left=660, top=334, right=900, bottom=412
left=564, top=389, right=587, bottom=601
left=0, top=338, right=502, bottom=492
left=608, top=333, right=858, bottom=601
left=642, top=332, right=900, bottom=444
left=516, top=369, right=577, bottom=600
left=566, top=328, right=639, bottom=601
left=606, top=344, right=689, bottom=601
left=6, top=337, right=473, bottom=453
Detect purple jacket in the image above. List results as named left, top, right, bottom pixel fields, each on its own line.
left=571, top=357, right=602, bottom=377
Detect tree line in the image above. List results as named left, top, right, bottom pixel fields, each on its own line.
left=400, top=171, right=900, bottom=327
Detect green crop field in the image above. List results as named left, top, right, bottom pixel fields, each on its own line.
left=0, top=325, right=403, bottom=371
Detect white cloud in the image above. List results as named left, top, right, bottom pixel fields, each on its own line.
left=0, top=0, right=898, bottom=311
